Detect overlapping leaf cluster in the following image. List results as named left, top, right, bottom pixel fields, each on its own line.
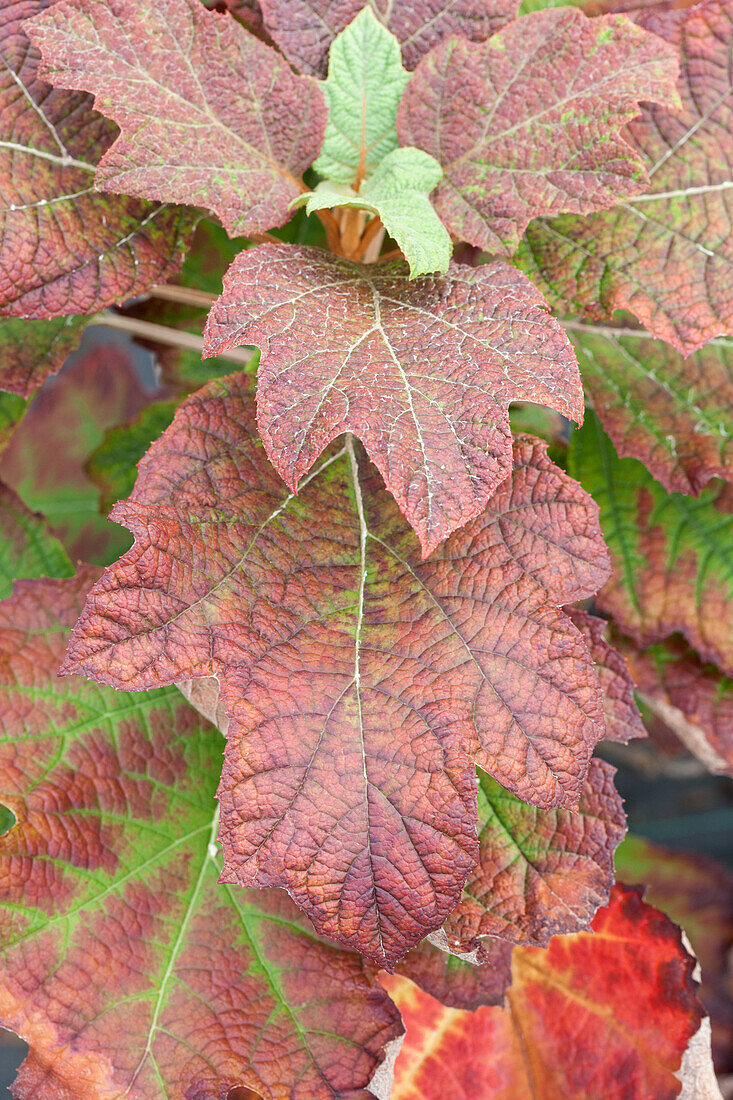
left=0, top=0, right=731, bottom=1094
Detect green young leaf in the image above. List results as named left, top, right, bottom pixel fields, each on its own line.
left=302, top=148, right=451, bottom=275
left=314, top=7, right=410, bottom=185
left=568, top=410, right=733, bottom=675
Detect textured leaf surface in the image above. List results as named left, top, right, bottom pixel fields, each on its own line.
left=393, top=937, right=513, bottom=1011
left=0, top=0, right=192, bottom=319
left=397, top=8, right=680, bottom=254
left=616, top=836, right=733, bottom=1073
left=440, top=758, right=626, bottom=953
left=384, top=885, right=704, bottom=1100
left=0, top=481, right=72, bottom=597
left=566, top=607, right=646, bottom=744
left=622, top=637, right=733, bottom=776
left=302, top=148, right=451, bottom=275
left=0, top=571, right=403, bottom=1100
left=63, top=372, right=609, bottom=965
left=569, top=411, right=733, bottom=675
left=313, top=7, right=408, bottom=184
left=259, top=0, right=520, bottom=77
left=0, top=316, right=85, bottom=398
left=519, top=1, right=733, bottom=354
left=27, top=0, right=327, bottom=237
left=568, top=322, right=733, bottom=495
left=204, top=243, right=584, bottom=555
left=0, top=333, right=159, bottom=566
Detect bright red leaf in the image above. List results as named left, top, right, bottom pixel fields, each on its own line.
left=0, top=570, right=403, bottom=1100
left=384, top=884, right=705, bottom=1100
left=0, top=0, right=193, bottom=319
left=397, top=7, right=680, bottom=254
left=204, top=243, right=584, bottom=555
left=27, top=0, right=327, bottom=237
left=63, top=372, right=609, bottom=966
left=258, top=0, right=519, bottom=77
left=440, top=758, right=626, bottom=953
left=519, top=0, right=733, bottom=355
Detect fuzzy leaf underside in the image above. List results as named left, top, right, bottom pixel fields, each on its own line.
left=27, top=0, right=327, bottom=237
left=0, top=570, right=402, bottom=1100
left=397, top=7, right=680, bottom=254
left=258, top=0, right=520, bottom=76
left=203, top=243, right=584, bottom=555
left=569, top=322, right=733, bottom=495
left=518, top=0, right=733, bottom=354
left=441, top=758, right=626, bottom=953
left=384, top=885, right=704, bottom=1100
left=569, top=410, right=733, bottom=676
left=0, top=0, right=193, bottom=319
left=62, top=372, right=610, bottom=967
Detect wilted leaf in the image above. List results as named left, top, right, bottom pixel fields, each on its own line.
left=384, top=884, right=705, bottom=1100
left=616, top=835, right=733, bottom=1073
left=0, top=317, right=86, bottom=398
left=0, top=482, right=72, bottom=596
left=63, top=372, right=609, bottom=966
left=259, top=0, right=520, bottom=77
left=397, top=8, right=680, bottom=254
left=27, top=0, right=327, bottom=237
left=301, top=148, right=451, bottom=275
left=621, top=636, right=733, bottom=776
left=0, top=0, right=193, bottom=319
left=566, top=606, right=646, bottom=743
left=569, top=411, right=733, bottom=675
left=0, top=332, right=158, bottom=566
left=203, top=243, right=584, bottom=555
left=567, top=321, right=733, bottom=495
left=313, top=7, right=409, bottom=184
left=0, top=570, right=403, bottom=1100
left=518, top=1, right=733, bottom=355
left=440, top=758, right=626, bottom=953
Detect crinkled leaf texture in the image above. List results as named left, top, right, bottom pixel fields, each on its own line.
left=203, top=243, right=584, bottom=555
left=384, top=885, right=705, bottom=1100
left=0, top=570, right=403, bottom=1100
left=259, top=0, right=520, bottom=77
left=440, top=758, right=626, bottom=954
left=0, top=316, right=85, bottom=397
left=393, top=936, right=513, bottom=1011
left=519, top=0, right=733, bottom=355
left=570, top=411, right=733, bottom=675
left=27, top=0, right=327, bottom=237
left=397, top=7, right=680, bottom=254
left=0, top=0, right=193, bottom=319
left=566, top=606, right=646, bottom=744
left=621, top=637, right=733, bottom=777
left=301, top=149, right=451, bottom=276
left=63, top=371, right=610, bottom=967
left=569, top=322, right=733, bottom=495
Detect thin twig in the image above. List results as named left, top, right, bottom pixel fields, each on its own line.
left=148, top=284, right=217, bottom=309
left=96, top=312, right=253, bottom=365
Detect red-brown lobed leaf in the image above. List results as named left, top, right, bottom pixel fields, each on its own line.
left=204, top=243, right=584, bottom=555
left=62, top=372, right=609, bottom=966
left=384, top=884, right=705, bottom=1100
left=519, top=0, right=733, bottom=355
left=26, top=0, right=327, bottom=237
left=392, top=936, right=513, bottom=1011
left=0, top=0, right=194, bottom=319
left=0, top=570, right=402, bottom=1100
left=397, top=7, right=680, bottom=254
left=566, top=607, right=646, bottom=743
left=440, top=758, right=627, bottom=953
left=258, top=0, right=519, bottom=77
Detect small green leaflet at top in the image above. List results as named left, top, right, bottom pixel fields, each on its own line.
left=300, top=148, right=452, bottom=275
left=314, top=8, right=409, bottom=185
